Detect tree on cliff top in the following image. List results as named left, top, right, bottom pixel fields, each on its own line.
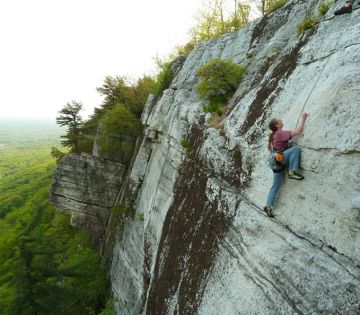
left=250, top=0, right=288, bottom=15
left=56, top=101, right=83, bottom=153
left=97, top=104, right=142, bottom=162
left=189, top=0, right=251, bottom=41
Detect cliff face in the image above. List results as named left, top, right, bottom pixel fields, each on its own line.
left=51, top=0, right=360, bottom=314
left=50, top=153, right=125, bottom=246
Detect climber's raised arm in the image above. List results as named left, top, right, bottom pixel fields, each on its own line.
left=291, top=112, right=308, bottom=137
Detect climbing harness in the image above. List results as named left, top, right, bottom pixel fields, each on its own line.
left=268, top=149, right=284, bottom=173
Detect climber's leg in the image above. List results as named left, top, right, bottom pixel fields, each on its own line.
left=266, top=171, right=284, bottom=207
left=283, top=146, right=304, bottom=180
left=334, top=7, right=352, bottom=15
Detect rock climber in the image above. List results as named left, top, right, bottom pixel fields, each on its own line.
left=334, top=0, right=353, bottom=15
left=263, top=112, right=308, bottom=218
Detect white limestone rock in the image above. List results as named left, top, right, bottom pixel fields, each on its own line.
left=51, top=0, right=360, bottom=313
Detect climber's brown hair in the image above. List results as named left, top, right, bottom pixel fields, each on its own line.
left=268, top=118, right=279, bottom=150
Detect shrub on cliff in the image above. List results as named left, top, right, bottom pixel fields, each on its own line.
left=153, top=58, right=174, bottom=96
left=319, top=0, right=333, bottom=16
left=297, top=16, right=319, bottom=34
left=197, top=59, right=246, bottom=114
left=98, top=104, right=141, bottom=162
left=96, top=75, right=157, bottom=118
left=265, top=0, right=288, bottom=14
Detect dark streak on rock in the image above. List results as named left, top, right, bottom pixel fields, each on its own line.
left=206, top=146, right=253, bottom=190
left=240, top=28, right=316, bottom=144
left=250, top=14, right=271, bottom=46
left=146, top=122, right=235, bottom=315
left=250, top=2, right=293, bottom=47
left=229, top=3, right=295, bottom=118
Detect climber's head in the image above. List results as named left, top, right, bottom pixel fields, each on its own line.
left=275, top=119, right=284, bottom=129
left=269, top=118, right=283, bottom=132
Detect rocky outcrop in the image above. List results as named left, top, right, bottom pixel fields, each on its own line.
left=51, top=0, right=360, bottom=313
left=50, top=153, right=125, bottom=246
left=109, top=0, right=360, bottom=314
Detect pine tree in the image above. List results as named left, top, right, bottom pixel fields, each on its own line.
left=56, top=101, right=83, bottom=153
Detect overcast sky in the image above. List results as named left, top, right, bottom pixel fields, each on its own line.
left=0, top=0, right=206, bottom=120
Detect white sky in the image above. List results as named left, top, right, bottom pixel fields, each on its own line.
left=0, top=0, right=205, bottom=120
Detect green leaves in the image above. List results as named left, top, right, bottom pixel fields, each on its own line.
left=97, top=104, right=142, bottom=162
left=297, top=16, right=319, bottom=35
left=265, top=0, right=288, bottom=14
left=56, top=101, right=83, bottom=153
left=189, top=0, right=251, bottom=41
left=197, top=59, right=246, bottom=101
left=319, top=0, right=333, bottom=16
left=101, top=104, right=141, bottom=138
left=0, top=153, right=107, bottom=314
left=153, top=59, right=174, bottom=96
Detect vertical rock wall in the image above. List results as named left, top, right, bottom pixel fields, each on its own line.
left=51, top=0, right=360, bottom=314
left=50, top=153, right=125, bottom=246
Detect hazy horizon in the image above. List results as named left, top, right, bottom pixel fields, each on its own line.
left=0, top=0, right=205, bottom=120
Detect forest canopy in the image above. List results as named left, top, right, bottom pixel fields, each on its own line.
left=0, top=122, right=108, bottom=315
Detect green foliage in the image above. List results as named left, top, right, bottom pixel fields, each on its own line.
left=0, top=129, right=107, bottom=314
left=137, top=213, right=144, bottom=222
left=96, top=75, right=157, bottom=118
left=101, top=105, right=141, bottom=137
left=180, top=139, right=192, bottom=155
left=97, top=76, right=133, bottom=111
left=79, top=74, right=157, bottom=156
left=50, top=147, right=66, bottom=163
left=99, top=298, right=117, bottom=315
left=189, top=1, right=250, bottom=41
left=319, top=0, right=333, bottom=16
left=0, top=120, right=63, bottom=180
left=0, top=160, right=54, bottom=218
left=265, top=0, right=288, bottom=14
left=56, top=101, right=84, bottom=153
left=171, top=40, right=196, bottom=58
left=130, top=75, right=158, bottom=116
left=97, top=104, right=141, bottom=162
left=203, top=96, right=224, bottom=116
left=111, top=204, right=135, bottom=218
left=197, top=59, right=245, bottom=119
left=153, top=58, right=174, bottom=96
left=297, top=16, right=319, bottom=35
left=197, top=59, right=246, bottom=101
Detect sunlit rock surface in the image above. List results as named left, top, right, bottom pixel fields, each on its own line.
left=52, top=0, right=360, bottom=313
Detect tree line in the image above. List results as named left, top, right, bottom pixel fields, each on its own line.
left=0, top=159, right=107, bottom=314
left=54, top=1, right=288, bottom=162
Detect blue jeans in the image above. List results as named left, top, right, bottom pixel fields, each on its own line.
left=266, top=146, right=301, bottom=206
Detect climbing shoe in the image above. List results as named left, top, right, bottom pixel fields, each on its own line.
left=263, top=206, right=274, bottom=218
left=288, top=171, right=304, bottom=180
